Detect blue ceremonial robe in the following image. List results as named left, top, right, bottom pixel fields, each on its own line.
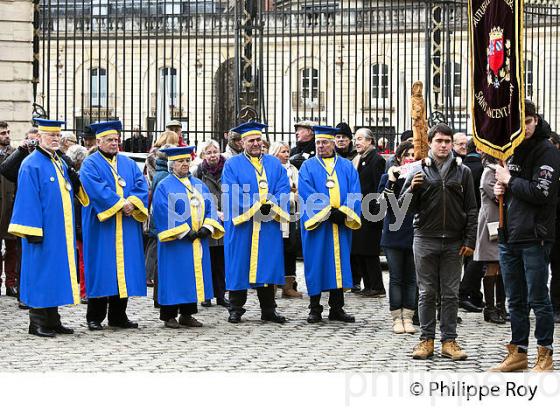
left=9, top=150, right=87, bottom=308
left=80, top=151, right=149, bottom=298
left=222, top=154, right=291, bottom=290
left=298, top=155, right=362, bottom=296
left=152, top=174, right=224, bottom=305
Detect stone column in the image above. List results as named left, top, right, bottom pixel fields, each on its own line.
left=0, top=0, right=33, bottom=141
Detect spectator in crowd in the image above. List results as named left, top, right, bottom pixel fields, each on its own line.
left=223, top=130, right=243, bottom=159
left=385, top=130, right=413, bottom=172
left=549, top=131, right=560, bottom=324
left=60, top=132, right=77, bottom=154
left=123, top=126, right=150, bottom=153
left=81, top=126, right=97, bottom=150
left=452, top=132, right=468, bottom=159
left=151, top=146, right=224, bottom=328
left=0, top=121, right=18, bottom=298
left=335, top=122, right=356, bottom=160
left=222, top=121, right=290, bottom=324
left=379, top=141, right=417, bottom=334
left=400, top=123, right=477, bottom=361
left=66, top=144, right=89, bottom=303
left=350, top=128, right=386, bottom=296
left=194, top=140, right=230, bottom=307
left=474, top=154, right=506, bottom=324
left=377, top=137, right=391, bottom=154
left=165, top=120, right=186, bottom=146
left=299, top=125, right=362, bottom=323
left=0, top=127, right=40, bottom=183
left=290, top=120, right=317, bottom=169
left=270, top=141, right=303, bottom=298
left=145, top=131, right=180, bottom=184
left=459, top=139, right=486, bottom=313
left=261, top=138, right=270, bottom=154
left=491, top=100, right=559, bottom=372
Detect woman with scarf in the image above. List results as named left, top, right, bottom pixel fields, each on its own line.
left=193, top=140, right=230, bottom=307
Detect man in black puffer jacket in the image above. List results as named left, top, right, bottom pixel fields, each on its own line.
left=399, top=123, right=477, bottom=361
left=491, top=100, right=560, bottom=372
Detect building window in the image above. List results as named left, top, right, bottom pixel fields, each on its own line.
left=92, top=0, right=108, bottom=16
left=160, top=67, right=178, bottom=107
left=371, top=63, right=389, bottom=99
left=301, top=68, right=318, bottom=102
left=525, top=59, right=534, bottom=97
left=90, top=67, right=107, bottom=107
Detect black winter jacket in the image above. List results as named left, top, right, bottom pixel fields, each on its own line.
left=289, top=138, right=316, bottom=170
left=503, top=118, right=560, bottom=244
left=399, top=155, right=478, bottom=249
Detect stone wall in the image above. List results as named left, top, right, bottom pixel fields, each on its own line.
left=0, top=0, right=33, bottom=141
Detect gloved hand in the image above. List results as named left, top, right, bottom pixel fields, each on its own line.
left=260, top=203, right=272, bottom=216
left=197, top=227, right=212, bottom=239
left=27, top=235, right=43, bottom=244
left=328, top=208, right=347, bottom=225
left=185, top=230, right=199, bottom=242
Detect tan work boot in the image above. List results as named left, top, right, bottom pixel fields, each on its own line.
left=282, top=276, right=303, bottom=298
left=402, top=308, right=416, bottom=334
left=531, top=346, right=554, bottom=372
left=489, top=344, right=528, bottom=372
left=391, top=309, right=405, bottom=334
left=441, top=340, right=468, bottom=361
left=412, top=339, right=434, bottom=359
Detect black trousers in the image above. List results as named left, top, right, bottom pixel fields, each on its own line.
left=86, top=296, right=129, bottom=324
left=228, top=286, right=276, bottom=315
left=209, top=246, right=226, bottom=300
left=309, top=289, right=345, bottom=314
left=284, top=247, right=297, bottom=278
left=458, top=257, right=485, bottom=304
left=550, top=237, right=560, bottom=312
left=159, top=303, right=198, bottom=321
left=350, top=255, right=385, bottom=291
left=29, top=307, right=61, bottom=328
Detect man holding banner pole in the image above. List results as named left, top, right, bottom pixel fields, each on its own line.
left=468, top=0, right=558, bottom=371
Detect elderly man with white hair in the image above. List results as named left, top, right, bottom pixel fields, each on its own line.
left=79, top=120, right=149, bottom=331
left=298, top=125, right=362, bottom=323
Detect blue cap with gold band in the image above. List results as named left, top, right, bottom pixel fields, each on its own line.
left=230, top=120, right=268, bottom=139
left=312, top=125, right=340, bottom=140
left=160, top=146, right=196, bottom=161
left=89, top=120, right=123, bottom=139
left=35, top=118, right=65, bottom=133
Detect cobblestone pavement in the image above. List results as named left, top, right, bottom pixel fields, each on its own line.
left=0, top=263, right=557, bottom=372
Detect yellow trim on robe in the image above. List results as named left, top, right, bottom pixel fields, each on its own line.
left=338, top=205, right=362, bottom=230
left=232, top=201, right=262, bottom=226
left=97, top=198, right=125, bottom=222
left=127, top=195, right=148, bottom=223
left=249, top=221, right=261, bottom=284
left=332, top=223, right=343, bottom=288
left=203, top=218, right=225, bottom=240
left=270, top=203, right=291, bottom=224
left=77, top=186, right=90, bottom=207
left=304, top=205, right=332, bottom=231
left=96, top=129, right=118, bottom=139
left=157, top=222, right=190, bottom=242
left=7, top=224, right=43, bottom=238
left=52, top=160, right=81, bottom=304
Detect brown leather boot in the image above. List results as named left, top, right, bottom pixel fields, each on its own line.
left=531, top=346, right=554, bottom=372
left=489, top=344, right=528, bottom=372
left=282, top=276, right=303, bottom=298
left=412, top=339, right=434, bottom=360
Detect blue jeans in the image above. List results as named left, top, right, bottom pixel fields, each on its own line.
left=499, top=242, right=554, bottom=348
left=384, top=247, right=417, bottom=311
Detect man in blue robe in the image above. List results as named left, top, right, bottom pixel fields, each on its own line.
left=299, top=125, right=362, bottom=323
left=80, top=120, right=149, bottom=331
left=9, top=119, right=88, bottom=337
left=152, top=146, right=224, bottom=328
left=222, top=121, right=291, bottom=323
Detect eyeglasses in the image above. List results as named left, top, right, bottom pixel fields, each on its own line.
left=0, top=130, right=10, bottom=136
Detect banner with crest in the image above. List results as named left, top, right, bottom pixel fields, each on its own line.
left=468, top=0, right=525, bottom=160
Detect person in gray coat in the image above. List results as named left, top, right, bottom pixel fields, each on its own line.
left=474, top=155, right=506, bottom=324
